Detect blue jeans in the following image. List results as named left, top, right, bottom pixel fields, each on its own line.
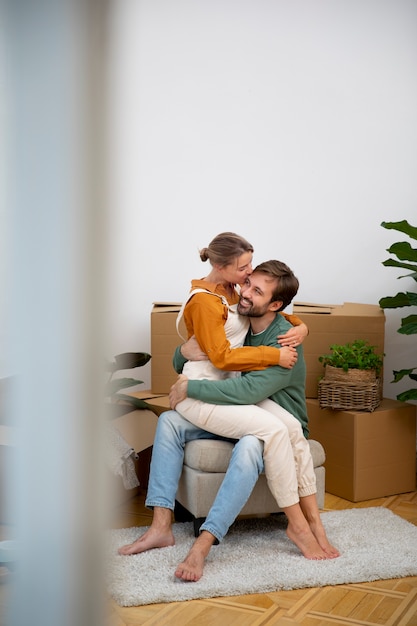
left=146, top=410, right=264, bottom=543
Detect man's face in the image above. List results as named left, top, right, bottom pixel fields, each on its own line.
left=238, top=272, right=281, bottom=318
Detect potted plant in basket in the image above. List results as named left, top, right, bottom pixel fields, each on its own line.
left=317, top=340, right=384, bottom=411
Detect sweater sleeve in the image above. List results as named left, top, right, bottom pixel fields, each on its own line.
left=172, top=345, right=187, bottom=374
left=187, top=363, right=293, bottom=404
left=184, top=293, right=281, bottom=372
left=281, top=312, right=304, bottom=327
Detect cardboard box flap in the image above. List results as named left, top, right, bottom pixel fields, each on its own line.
left=293, top=302, right=336, bottom=314
left=293, top=301, right=383, bottom=317
left=152, top=302, right=182, bottom=313
left=337, top=302, right=383, bottom=316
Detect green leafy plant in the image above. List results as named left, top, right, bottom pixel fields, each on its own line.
left=379, top=219, right=417, bottom=402
left=105, top=352, right=158, bottom=416
left=318, top=339, right=383, bottom=375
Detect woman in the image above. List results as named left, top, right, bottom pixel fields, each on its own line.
left=172, top=232, right=338, bottom=560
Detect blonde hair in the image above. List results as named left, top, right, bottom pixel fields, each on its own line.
left=199, top=232, right=254, bottom=267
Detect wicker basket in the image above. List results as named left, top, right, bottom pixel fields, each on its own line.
left=318, top=366, right=381, bottom=412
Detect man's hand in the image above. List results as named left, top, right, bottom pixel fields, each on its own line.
left=180, top=336, right=208, bottom=361
left=279, top=346, right=298, bottom=369
left=169, top=374, right=189, bottom=408
left=278, top=322, right=308, bottom=348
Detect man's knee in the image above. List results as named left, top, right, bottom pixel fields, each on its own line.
left=157, top=410, right=209, bottom=443
left=233, top=435, right=264, bottom=472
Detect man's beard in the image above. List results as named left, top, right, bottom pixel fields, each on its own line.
left=237, top=298, right=270, bottom=318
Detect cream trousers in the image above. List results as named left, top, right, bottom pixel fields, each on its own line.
left=176, top=396, right=316, bottom=509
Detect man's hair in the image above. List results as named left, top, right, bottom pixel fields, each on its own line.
left=253, top=260, right=299, bottom=311
left=199, top=232, right=254, bottom=267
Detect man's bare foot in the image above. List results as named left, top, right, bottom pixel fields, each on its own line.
left=308, top=519, right=340, bottom=558
left=175, top=531, right=216, bottom=582
left=175, top=546, right=206, bottom=582
left=118, top=526, right=175, bottom=556
left=286, top=521, right=329, bottom=560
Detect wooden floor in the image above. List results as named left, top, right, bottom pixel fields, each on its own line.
left=108, top=485, right=417, bottom=626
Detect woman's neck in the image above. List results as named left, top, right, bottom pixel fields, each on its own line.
left=203, top=271, right=235, bottom=297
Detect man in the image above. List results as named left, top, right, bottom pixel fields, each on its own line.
left=118, top=261, right=339, bottom=578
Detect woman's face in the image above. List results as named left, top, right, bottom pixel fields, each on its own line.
left=220, top=252, right=253, bottom=285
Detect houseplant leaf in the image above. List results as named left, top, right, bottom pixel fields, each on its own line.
left=380, top=220, right=417, bottom=402
left=113, top=393, right=155, bottom=411
left=381, top=220, right=417, bottom=239
left=386, top=241, right=417, bottom=262
left=106, top=377, right=144, bottom=397
left=398, top=314, right=417, bottom=335
left=105, top=352, right=151, bottom=374
left=379, top=292, right=417, bottom=308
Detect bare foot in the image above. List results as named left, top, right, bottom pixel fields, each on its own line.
left=175, top=546, right=206, bottom=582
left=309, top=519, right=340, bottom=558
left=118, top=526, right=175, bottom=556
left=286, top=521, right=329, bottom=560
left=175, top=531, right=216, bottom=581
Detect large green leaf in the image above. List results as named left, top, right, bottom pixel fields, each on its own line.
left=382, top=259, right=417, bottom=274
left=381, top=220, right=417, bottom=241
left=386, top=241, right=417, bottom=262
left=106, top=377, right=144, bottom=397
left=106, top=352, right=151, bottom=373
left=392, top=368, right=416, bottom=383
left=396, top=388, right=417, bottom=402
left=398, top=314, right=417, bottom=335
left=379, top=292, right=414, bottom=309
left=114, top=393, right=160, bottom=414
left=114, top=352, right=151, bottom=370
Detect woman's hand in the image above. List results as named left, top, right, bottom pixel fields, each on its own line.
left=278, top=346, right=298, bottom=369
left=180, top=336, right=208, bottom=361
left=277, top=323, right=308, bottom=348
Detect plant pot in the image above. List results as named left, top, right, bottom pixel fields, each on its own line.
left=319, top=365, right=381, bottom=411
left=324, top=365, right=377, bottom=384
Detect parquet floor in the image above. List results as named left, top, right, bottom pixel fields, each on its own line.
left=108, top=486, right=417, bottom=626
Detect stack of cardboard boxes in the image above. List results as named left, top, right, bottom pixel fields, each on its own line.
left=150, top=300, right=416, bottom=502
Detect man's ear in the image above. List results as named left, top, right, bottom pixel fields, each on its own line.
left=269, top=300, right=283, bottom=312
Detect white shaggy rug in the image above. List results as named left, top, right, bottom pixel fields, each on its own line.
left=106, top=507, right=417, bottom=606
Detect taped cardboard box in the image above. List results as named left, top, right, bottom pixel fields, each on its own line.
left=151, top=302, right=186, bottom=394
left=306, top=398, right=416, bottom=502
left=293, top=302, right=385, bottom=398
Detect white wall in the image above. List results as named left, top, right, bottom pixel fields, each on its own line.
left=105, top=0, right=417, bottom=398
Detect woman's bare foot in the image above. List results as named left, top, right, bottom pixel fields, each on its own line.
left=308, top=519, right=340, bottom=558
left=118, top=526, right=175, bottom=555
left=286, top=520, right=328, bottom=559
left=175, top=531, right=216, bottom=582
left=299, top=494, right=340, bottom=558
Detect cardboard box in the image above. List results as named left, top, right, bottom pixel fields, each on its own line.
left=126, top=390, right=171, bottom=418
left=151, top=302, right=186, bottom=393
left=306, top=398, right=416, bottom=502
left=293, top=302, right=385, bottom=398
left=115, top=390, right=171, bottom=452
left=110, top=391, right=167, bottom=502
